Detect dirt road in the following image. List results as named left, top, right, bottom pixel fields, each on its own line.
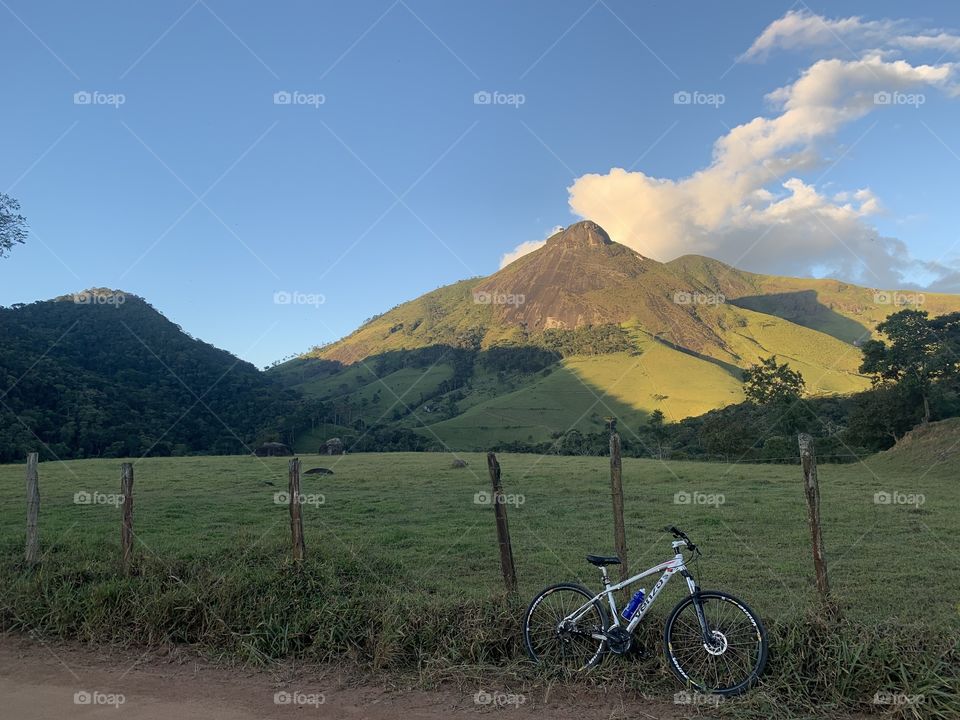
left=0, top=635, right=688, bottom=719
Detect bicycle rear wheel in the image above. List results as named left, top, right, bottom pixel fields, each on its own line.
left=663, top=590, right=767, bottom=695
left=523, top=583, right=608, bottom=672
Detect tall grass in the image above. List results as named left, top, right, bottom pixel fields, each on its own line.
left=2, top=539, right=956, bottom=718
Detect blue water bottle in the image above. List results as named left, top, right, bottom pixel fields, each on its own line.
left=621, top=588, right=646, bottom=620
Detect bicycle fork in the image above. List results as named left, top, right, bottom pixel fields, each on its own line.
left=681, top=569, right=717, bottom=646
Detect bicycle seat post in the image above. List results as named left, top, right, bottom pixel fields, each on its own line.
left=599, top=565, right=611, bottom=586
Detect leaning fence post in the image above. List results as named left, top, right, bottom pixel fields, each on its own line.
left=609, top=422, right=629, bottom=582
left=25, top=452, right=40, bottom=566
left=288, top=458, right=306, bottom=562
left=487, top=452, right=517, bottom=594
left=798, top=434, right=830, bottom=600
left=120, top=463, right=134, bottom=574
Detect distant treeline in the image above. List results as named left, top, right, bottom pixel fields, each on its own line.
left=490, top=379, right=960, bottom=463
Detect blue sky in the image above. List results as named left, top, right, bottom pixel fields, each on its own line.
left=3, top=1, right=960, bottom=367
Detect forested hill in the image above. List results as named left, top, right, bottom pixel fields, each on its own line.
left=0, top=290, right=297, bottom=461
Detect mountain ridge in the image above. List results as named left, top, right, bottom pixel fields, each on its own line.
left=265, top=220, right=960, bottom=449
left=307, top=220, right=958, bottom=366
left=5, top=223, right=960, bottom=458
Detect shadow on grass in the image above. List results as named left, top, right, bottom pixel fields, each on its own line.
left=729, top=290, right=871, bottom=346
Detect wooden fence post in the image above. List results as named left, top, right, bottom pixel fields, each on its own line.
left=120, top=463, right=134, bottom=574
left=25, top=452, right=40, bottom=566
left=798, top=434, right=829, bottom=600
left=487, top=452, right=517, bottom=594
left=609, top=425, right=629, bottom=582
left=288, top=458, right=306, bottom=562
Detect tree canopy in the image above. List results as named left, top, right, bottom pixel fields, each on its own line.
left=743, top=356, right=805, bottom=405
left=859, top=309, right=960, bottom=423
left=0, top=193, right=28, bottom=258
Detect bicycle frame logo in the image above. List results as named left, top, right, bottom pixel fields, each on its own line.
left=635, top=563, right=678, bottom=618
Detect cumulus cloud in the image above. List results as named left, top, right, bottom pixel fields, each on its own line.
left=500, top=226, right=563, bottom=268
left=565, top=11, right=960, bottom=291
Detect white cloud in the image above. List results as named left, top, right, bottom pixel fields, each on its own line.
left=895, top=32, right=960, bottom=55
left=500, top=226, right=563, bottom=268
left=740, top=10, right=901, bottom=62
left=741, top=9, right=960, bottom=62
left=567, top=42, right=960, bottom=289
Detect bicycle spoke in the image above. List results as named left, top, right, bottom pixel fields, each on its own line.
left=665, top=594, right=765, bottom=694
left=524, top=586, right=606, bottom=673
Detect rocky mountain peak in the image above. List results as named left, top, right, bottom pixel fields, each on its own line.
left=545, top=220, right=613, bottom=249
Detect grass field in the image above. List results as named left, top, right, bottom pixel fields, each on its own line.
left=427, top=346, right=745, bottom=447
left=1, top=447, right=956, bottom=623
left=1, top=438, right=957, bottom=716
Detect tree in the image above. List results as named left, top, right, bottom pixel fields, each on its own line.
left=844, top=384, right=918, bottom=448
left=859, top=309, right=956, bottom=424
left=645, top=409, right=668, bottom=459
left=743, top=356, right=805, bottom=405
left=699, top=411, right=755, bottom=460
left=0, top=193, right=28, bottom=258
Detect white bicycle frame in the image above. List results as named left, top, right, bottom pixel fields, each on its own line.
left=565, top=540, right=701, bottom=638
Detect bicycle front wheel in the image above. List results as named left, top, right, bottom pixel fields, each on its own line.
left=523, top=583, right=608, bottom=672
left=663, top=590, right=768, bottom=696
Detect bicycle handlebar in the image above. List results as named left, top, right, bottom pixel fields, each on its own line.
left=663, top=525, right=698, bottom=553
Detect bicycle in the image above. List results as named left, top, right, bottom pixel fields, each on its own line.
left=522, top=526, right=768, bottom=696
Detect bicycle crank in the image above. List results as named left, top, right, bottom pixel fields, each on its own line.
left=605, top=626, right=633, bottom=655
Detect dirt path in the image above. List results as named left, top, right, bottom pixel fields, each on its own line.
left=0, top=635, right=688, bottom=719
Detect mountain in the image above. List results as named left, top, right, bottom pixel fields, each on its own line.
left=313, top=221, right=740, bottom=364
left=273, top=221, right=960, bottom=451
left=5, top=223, right=957, bottom=461
left=0, top=290, right=297, bottom=462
